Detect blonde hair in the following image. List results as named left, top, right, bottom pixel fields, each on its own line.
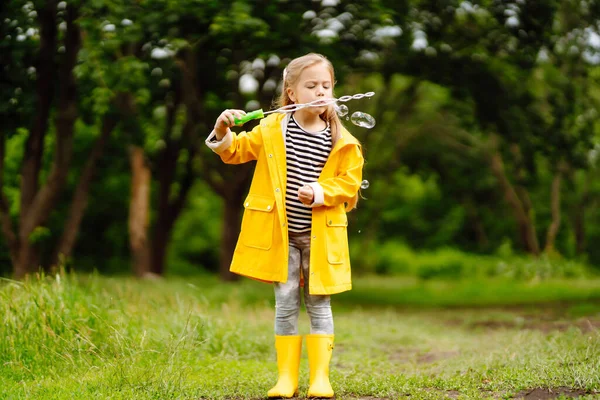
left=276, top=53, right=343, bottom=145
left=277, top=53, right=359, bottom=211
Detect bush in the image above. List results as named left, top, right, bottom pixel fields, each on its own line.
left=362, top=240, right=592, bottom=281
left=416, top=260, right=463, bottom=280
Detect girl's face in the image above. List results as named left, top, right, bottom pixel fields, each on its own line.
left=287, top=62, right=333, bottom=114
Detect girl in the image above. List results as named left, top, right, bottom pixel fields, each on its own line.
left=206, top=53, right=364, bottom=398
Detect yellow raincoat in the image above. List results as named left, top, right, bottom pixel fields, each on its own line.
left=206, top=113, right=363, bottom=295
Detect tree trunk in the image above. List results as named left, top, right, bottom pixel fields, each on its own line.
left=489, top=149, right=540, bottom=255
left=150, top=147, right=196, bottom=276
left=128, top=146, right=151, bottom=277
left=14, top=3, right=81, bottom=277
left=53, top=116, right=117, bottom=266
left=12, top=1, right=58, bottom=278
left=14, top=241, right=40, bottom=279
left=149, top=93, right=179, bottom=276
left=20, top=1, right=58, bottom=216
left=508, top=143, right=540, bottom=255
left=573, top=171, right=591, bottom=255
left=150, top=221, right=169, bottom=276
left=220, top=192, right=243, bottom=281
left=464, top=200, right=489, bottom=250
left=149, top=83, right=196, bottom=276
left=573, top=211, right=585, bottom=256
left=544, top=167, right=563, bottom=254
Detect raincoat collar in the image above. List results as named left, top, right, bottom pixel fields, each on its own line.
left=266, top=112, right=360, bottom=152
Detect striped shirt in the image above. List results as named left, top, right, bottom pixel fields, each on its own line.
left=285, top=115, right=332, bottom=233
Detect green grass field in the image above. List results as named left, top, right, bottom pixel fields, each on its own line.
left=1, top=273, right=599, bottom=399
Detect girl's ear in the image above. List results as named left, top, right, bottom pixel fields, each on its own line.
left=286, top=87, right=296, bottom=103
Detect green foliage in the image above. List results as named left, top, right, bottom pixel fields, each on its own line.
left=210, top=2, right=270, bottom=39
left=3, top=129, right=27, bottom=217
left=166, top=182, right=223, bottom=275
left=28, top=226, right=51, bottom=244
left=365, top=240, right=591, bottom=281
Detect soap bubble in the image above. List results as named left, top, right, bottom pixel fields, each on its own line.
left=360, top=180, right=370, bottom=189
left=351, top=112, right=376, bottom=129
left=335, top=104, right=348, bottom=117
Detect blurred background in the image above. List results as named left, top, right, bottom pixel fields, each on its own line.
left=1, top=0, right=600, bottom=282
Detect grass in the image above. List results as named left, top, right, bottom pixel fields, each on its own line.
left=1, top=272, right=599, bottom=399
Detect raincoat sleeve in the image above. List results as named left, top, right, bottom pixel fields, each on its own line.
left=205, top=123, right=264, bottom=164
left=313, top=144, right=364, bottom=207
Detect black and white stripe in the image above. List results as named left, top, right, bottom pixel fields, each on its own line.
left=285, top=116, right=332, bottom=233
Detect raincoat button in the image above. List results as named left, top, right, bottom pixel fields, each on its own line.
left=275, top=188, right=280, bottom=192
left=282, top=223, right=286, bottom=227
left=313, top=235, right=316, bottom=239
left=267, top=205, right=271, bottom=210
left=328, top=220, right=332, bottom=224
left=268, top=154, right=273, bottom=158
left=245, top=202, right=249, bottom=207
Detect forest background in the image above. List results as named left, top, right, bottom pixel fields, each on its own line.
left=1, top=0, right=600, bottom=282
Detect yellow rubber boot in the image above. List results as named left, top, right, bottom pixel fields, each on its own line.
left=306, top=334, right=335, bottom=398
left=268, top=335, right=302, bottom=398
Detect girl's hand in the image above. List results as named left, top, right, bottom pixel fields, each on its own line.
left=298, top=185, right=314, bottom=206
left=214, top=109, right=246, bottom=140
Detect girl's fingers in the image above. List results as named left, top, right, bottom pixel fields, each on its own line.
left=232, top=110, right=246, bottom=119
left=225, top=112, right=234, bottom=126
left=213, top=109, right=248, bottom=135
left=231, top=110, right=246, bottom=125
left=297, top=186, right=313, bottom=205
left=220, top=111, right=234, bottom=127
left=219, top=110, right=246, bottom=126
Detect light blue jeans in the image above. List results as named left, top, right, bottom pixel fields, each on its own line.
left=274, top=232, right=334, bottom=335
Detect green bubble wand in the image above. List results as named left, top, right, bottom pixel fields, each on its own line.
left=233, top=92, right=375, bottom=125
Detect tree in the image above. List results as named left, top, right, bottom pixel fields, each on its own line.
left=0, top=0, right=83, bottom=278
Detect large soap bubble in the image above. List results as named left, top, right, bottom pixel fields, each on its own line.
left=350, top=112, right=376, bottom=129
left=360, top=180, right=370, bottom=190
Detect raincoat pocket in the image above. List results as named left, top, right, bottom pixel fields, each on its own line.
left=325, top=212, right=348, bottom=265
left=241, top=194, right=275, bottom=250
